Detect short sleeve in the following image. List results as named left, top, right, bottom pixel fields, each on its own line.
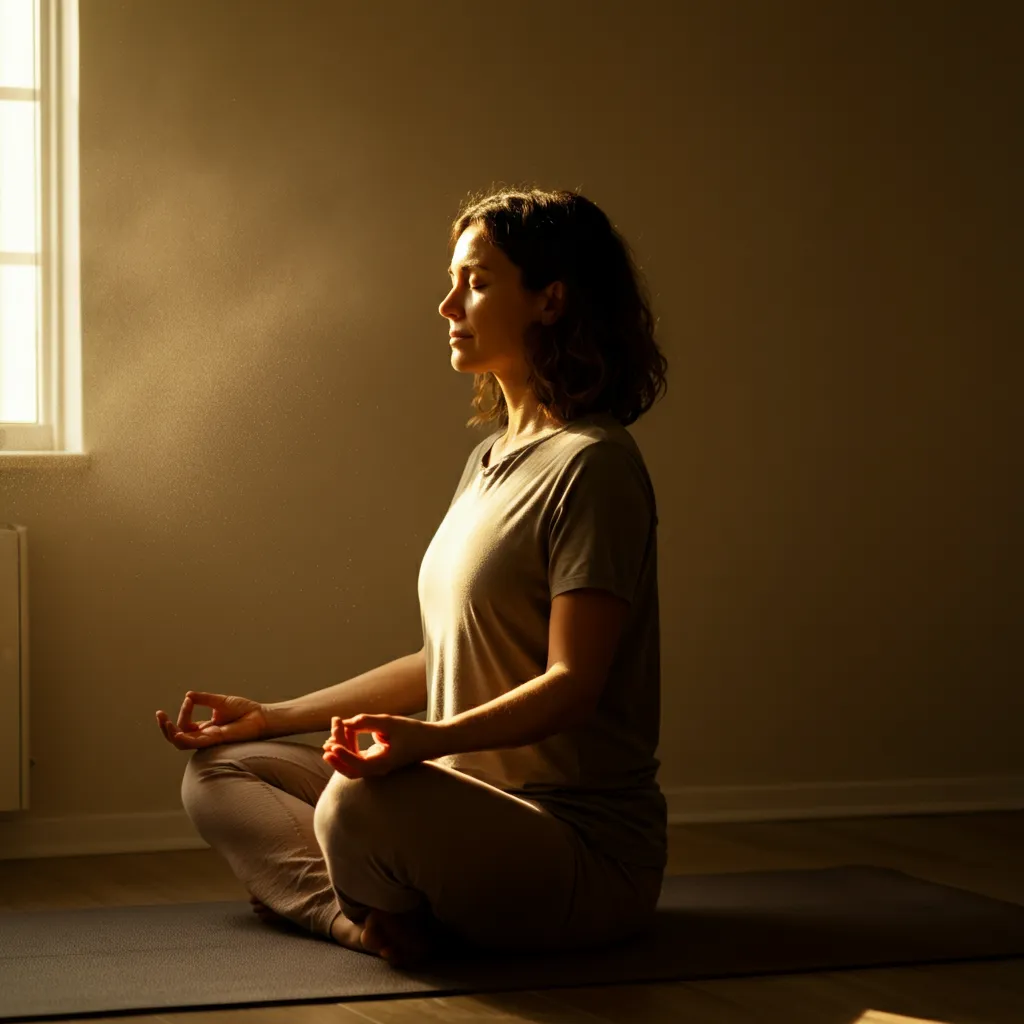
left=548, top=441, right=654, bottom=606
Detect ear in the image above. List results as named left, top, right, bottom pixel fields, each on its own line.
left=539, top=280, right=567, bottom=326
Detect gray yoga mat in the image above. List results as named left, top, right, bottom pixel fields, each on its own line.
left=3, top=864, right=1024, bottom=1022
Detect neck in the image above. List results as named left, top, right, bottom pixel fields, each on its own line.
left=504, top=408, right=562, bottom=443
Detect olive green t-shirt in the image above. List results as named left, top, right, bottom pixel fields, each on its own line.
left=417, top=411, right=666, bottom=870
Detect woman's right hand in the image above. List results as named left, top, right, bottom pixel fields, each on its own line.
left=156, top=691, right=269, bottom=749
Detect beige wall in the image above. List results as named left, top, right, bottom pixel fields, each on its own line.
left=1, top=0, right=1020, bottom=853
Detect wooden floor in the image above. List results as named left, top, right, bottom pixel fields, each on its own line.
left=2, top=811, right=1023, bottom=1023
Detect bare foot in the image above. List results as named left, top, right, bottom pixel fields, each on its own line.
left=331, top=907, right=441, bottom=968
left=252, top=891, right=450, bottom=969
left=248, top=894, right=298, bottom=931
left=329, top=910, right=373, bottom=955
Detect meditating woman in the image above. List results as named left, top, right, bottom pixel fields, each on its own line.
left=155, top=186, right=670, bottom=969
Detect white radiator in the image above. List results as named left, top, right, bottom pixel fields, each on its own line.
left=0, top=524, right=29, bottom=811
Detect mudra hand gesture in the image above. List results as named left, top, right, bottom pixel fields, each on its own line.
left=156, top=691, right=267, bottom=749
left=322, top=714, right=441, bottom=778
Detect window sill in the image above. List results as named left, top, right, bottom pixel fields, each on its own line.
left=0, top=452, right=91, bottom=468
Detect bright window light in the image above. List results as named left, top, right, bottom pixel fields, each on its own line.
left=0, top=0, right=42, bottom=424
left=0, top=100, right=40, bottom=252
left=0, top=0, right=38, bottom=89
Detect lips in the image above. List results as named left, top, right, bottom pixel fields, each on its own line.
left=449, top=332, right=472, bottom=338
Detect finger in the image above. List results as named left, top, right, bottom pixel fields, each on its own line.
left=175, top=730, right=220, bottom=749
left=160, top=718, right=185, bottom=747
left=327, top=748, right=378, bottom=778
left=331, top=743, right=381, bottom=776
left=329, top=719, right=352, bottom=750
left=322, top=750, right=359, bottom=778
left=177, top=694, right=195, bottom=733
left=182, top=692, right=220, bottom=729
left=164, top=722, right=195, bottom=748
left=331, top=739, right=389, bottom=770
left=325, top=741, right=363, bottom=766
left=160, top=714, right=218, bottom=750
left=158, top=714, right=185, bottom=745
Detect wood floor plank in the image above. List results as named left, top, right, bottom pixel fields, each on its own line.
left=858, top=1013, right=955, bottom=1024
left=969, top=811, right=1024, bottom=842
left=689, top=961, right=1024, bottom=1024
left=159, top=1004, right=369, bottom=1024
left=834, top=961, right=1024, bottom=1023
left=943, top=958, right=1024, bottom=996
left=10, top=1017, right=175, bottom=1024
left=685, top=816, right=938, bottom=870
left=685, top=970, right=887, bottom=1024
left=661, top=824, right=824, bottom=875
left=819, top=816, right=1024, bottom=904
left=536, top=981, right=763, bottom=1023
left=333, top=989, right=614, bottom=1023
left=824, top=815, right=1024, bottom=875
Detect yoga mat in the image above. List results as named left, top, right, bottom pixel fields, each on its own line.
left=3, top=864, right=1024, bottom=1022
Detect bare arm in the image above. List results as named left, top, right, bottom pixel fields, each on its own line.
left=261, top=647, right=428, bottom=739
left=433, top=665, right=590, bottom=755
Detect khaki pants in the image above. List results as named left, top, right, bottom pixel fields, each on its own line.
left=180, top=739, right=664, bottom=953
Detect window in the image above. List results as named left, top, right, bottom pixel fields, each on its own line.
left=0, top=0, right=82, bottom=456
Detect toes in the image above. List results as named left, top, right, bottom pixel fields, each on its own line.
left=359, top=914, right=387, bottom=955
left=363, top=911, right=432, bottom=968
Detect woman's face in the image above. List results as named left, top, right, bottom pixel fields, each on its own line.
left=439, top=223, right=560, bottom=382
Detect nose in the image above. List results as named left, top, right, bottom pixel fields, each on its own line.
left=436, top=299, right=460, bottom=323
left=439, top=290, right=462, bottom=322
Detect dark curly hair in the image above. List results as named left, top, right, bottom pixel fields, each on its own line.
left=447, top=185, right=669, bottom=430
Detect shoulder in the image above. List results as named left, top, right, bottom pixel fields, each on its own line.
left=553, top=417, right=657, bottom=524
left=559, top=415, right=650, bottom=482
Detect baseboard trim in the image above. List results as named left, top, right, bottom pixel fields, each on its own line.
left=1, top=774, right=1022, bottom=860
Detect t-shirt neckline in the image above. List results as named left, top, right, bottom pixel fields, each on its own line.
left=480, top=413, right=607, bottom=473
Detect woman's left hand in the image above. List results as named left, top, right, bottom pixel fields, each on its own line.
left=322, top=714, right=444, bottom=778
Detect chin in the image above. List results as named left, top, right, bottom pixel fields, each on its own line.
left=450, top=347, right=480, bottom=370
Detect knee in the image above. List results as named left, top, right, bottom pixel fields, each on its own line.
left=180, top=746, right=212, bottom=809
left=179, top=744, right=242, bottom=811
left=313, top=770, right=400, bottom=848
left=313, top=772, right=366, bottom=837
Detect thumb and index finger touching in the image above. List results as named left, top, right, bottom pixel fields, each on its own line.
left=155, top=690, right=225, bottom=749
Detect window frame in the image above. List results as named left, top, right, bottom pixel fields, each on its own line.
left=0, top=0, right=83, bottom=459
